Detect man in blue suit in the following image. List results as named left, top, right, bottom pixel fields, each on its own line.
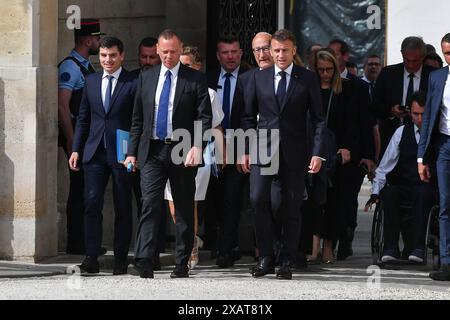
left=69, top=37, right=137, bottom=275
left=418, top=33, right=450, bottom=281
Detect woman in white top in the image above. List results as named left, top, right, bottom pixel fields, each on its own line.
left=164, top=46, right=225, bottom=269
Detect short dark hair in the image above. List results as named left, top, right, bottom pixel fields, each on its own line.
left=329, top=38, right=350, bottom=55
left=425, top=52, right=443, bottom=68
left=346, top=61, right=357, bottom=69
left=411, top=90, right=427, bottom=107
left=99, top=36, right=124, bottom=54
left=442, top=33, right=450, bottom=44
left=272, top=29, right=297, bottom=46
left=364, top=54, right=381, bottom=66
left=401, top=36, right=426, bottom=56
left=217, top=35, right=241, bottom=49
left=426, top=44, right=437, bottom=55
left=139, top=37, right=157, bottom=49
left=158, top=29, right=181, bottom=42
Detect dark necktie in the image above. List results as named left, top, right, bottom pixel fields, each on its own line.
left=104, top=75, right=113, bottom=113
left=369, top=81, right=375, bottom=101
left=156, top=70, right=171, bottom=140
left=405, top=73, right=415, bottom=107
left=222, top=73, right=232, bottom=130
left=277, top=71, right=287, bottom=107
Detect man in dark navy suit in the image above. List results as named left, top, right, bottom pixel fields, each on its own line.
left=69, top=37, right=137, bottom=275
left=418, top=33, right=450, bottom=281
left=241, top=29, right=325, bottom=280
left=205, top=36, right=249, bottom=268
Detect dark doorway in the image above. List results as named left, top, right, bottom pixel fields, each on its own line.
left=207, top=0, right=278, bottom=71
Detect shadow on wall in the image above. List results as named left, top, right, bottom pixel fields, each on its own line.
left=0, top=78, right=15, bottom=259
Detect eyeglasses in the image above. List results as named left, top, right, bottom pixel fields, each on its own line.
left=317, top=67, right=334, bottom=73
left=253, top=46, right=271, bottom=53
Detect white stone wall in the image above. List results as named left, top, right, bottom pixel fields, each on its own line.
left=387, top=0, right=450, bottom=64
left=0, top=0, right=58, bottom=260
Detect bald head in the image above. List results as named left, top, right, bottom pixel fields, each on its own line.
left=252, top=32, right=274, bottom=69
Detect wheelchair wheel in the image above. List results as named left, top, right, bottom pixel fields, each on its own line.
left=371, top=203, right=384, bottom=265
left=425, top=205, right=440, bottom=270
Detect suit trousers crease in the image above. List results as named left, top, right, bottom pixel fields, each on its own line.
left=135, top=141, right=196, bottom=266
left=436, top=134, right=450, bottom=264
left=250, top=162, right=306, bottom=263
left=83, top=146, right=133, bottom=259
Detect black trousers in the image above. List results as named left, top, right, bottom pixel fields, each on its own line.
left=250, top=163, right=306, bottom=264
left=216, top=166, right=247, bottom=255
left=381, top=183, right=435, bottom=254
left=83, top=146, right=133, bottom=259
left=62, top=141, right=85, bottom=252
left=135, top=141, right=197, bottom=266
left=323, top=162, right=364, bottom=242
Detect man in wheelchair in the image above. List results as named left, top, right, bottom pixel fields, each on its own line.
left=365, top=91, right=437, bottom=264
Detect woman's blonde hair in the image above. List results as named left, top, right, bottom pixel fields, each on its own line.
left=182, top=46, right=203, bottom=66
left=315, top=48, right=342, bottom=95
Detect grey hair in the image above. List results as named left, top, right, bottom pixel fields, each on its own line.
left=401, top=36, right=426, bottom=56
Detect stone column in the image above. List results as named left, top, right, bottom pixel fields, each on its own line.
left=0, top=0, right=58, bottom=261
left=166, top=0, right=207, bottom=68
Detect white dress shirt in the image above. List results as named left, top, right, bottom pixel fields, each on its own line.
left=217, top=66, right=240, bottom=118
left=372, top=124, right=420, bottom=195
left=340, top=68, right=349, bottom=79
left=402, top=66, right=422, bottom=106
left=152, top=62, right=180, bottom=139
left=274, top=63, right=293, bottom=93
left=101, top=67, right=122, bottom=106
left=439, top=68, right=450, bottom=136
left=209, top=88, right=224, bottom=128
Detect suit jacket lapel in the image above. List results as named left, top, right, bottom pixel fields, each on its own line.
left=396, top=64, right=405, bottom=105
left=419, top=67, right=429, bottom=91
left=107, top=69, right=127, bottom=114
left=281, top=67, right=299, bottom=112
left=172, top=64, right=187, bottom=116
left=147, top=65, right=161, bottom=114
left=435, top=67, right=448, bottom=111
left=94, top=73, right=105, bottom=115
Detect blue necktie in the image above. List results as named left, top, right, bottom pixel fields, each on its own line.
left=156, top=70, right=171, bottom=140
left=104, top=75, right=114, bottom=113
left=222, top=73, right=232, bottom=130
left=277, top=71, right=287, bottom=107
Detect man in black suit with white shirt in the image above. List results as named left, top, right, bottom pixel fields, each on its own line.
left=241, top=29, right=325, bottom=280
left=125, top=29, right=212, bottom=279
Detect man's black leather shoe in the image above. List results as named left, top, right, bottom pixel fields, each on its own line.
left=170, top=265, right=189, bottom=278
left=113, top=258, right=128, bottom=275
left=430, top=264, right=450, bottom=281
left=79, top=256, right=99, bottom=274
left=276, top=262, right=293, bottom=280
left=216, top=254, right=234, bottom=268
left=131, top=259, right=154, bottom=278
left=251, top=256, right=275, bottom=277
